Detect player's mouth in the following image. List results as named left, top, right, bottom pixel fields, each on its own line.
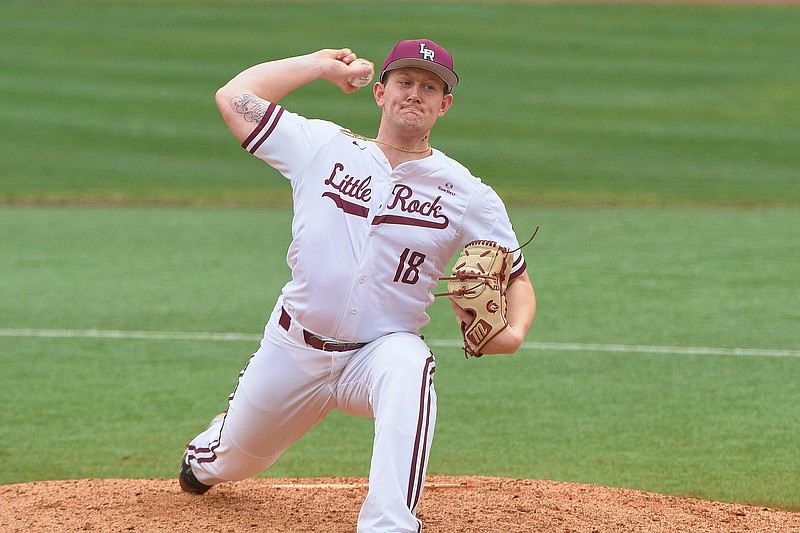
left=400, top=105, right=424, bottom=115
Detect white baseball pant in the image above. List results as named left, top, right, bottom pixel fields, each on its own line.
left=186, top=300, right=437, bottom=533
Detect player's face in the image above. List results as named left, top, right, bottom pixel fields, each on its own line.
left=375, top=68, right=453, bottom=135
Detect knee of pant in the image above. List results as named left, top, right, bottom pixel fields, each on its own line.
left=371, top=354, right=436, bottom=423
left=373, top=376, right=437, bottom=439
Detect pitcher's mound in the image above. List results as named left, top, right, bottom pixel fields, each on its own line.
left=1, top=476, right=797, bottom=532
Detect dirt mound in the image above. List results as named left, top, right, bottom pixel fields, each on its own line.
left=1, top=476, right=797, bottom=532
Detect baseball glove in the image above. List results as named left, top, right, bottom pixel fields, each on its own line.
left=435, top=240, right=514, bottom=358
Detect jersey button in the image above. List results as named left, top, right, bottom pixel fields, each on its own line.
left=358, top=276, right=366, bottom=284
left=351, top=308, right=358, bottom=315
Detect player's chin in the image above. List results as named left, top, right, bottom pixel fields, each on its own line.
left=398, top=115, right=436, bottom=136
left=396, top=114, right=422, bottom=128
left=398, top=108, right=429, bottom=123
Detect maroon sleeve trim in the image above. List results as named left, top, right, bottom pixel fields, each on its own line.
left=510, top=257, right=527, bottom=281
left=241, top=103, right=284, bottom=154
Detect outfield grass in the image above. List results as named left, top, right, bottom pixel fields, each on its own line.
left=1, top=1, right=798, bottom=207
left=1, top=207, right=798, bottom=511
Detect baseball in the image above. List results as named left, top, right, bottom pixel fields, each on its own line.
left=348, top=59, right=374, bottom=88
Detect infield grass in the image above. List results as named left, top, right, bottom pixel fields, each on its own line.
left=1, top=207, right=798, bottom=511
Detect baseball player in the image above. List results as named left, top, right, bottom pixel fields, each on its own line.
left=179, top=39, right=536, bottom=533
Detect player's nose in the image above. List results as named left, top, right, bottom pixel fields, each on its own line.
left=406, top=86, right=422, bottom=101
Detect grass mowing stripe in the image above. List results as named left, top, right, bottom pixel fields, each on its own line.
left=2, top=329, right=798, bottom=359
left=2, top=2, right=799, bottom=207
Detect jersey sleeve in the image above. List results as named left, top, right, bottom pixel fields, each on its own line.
left=461, top=185, right=527, bottom=280
left=240, top=102, right=341, bottom=181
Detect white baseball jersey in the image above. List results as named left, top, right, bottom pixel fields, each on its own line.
left=242, top=102, right=526, bottom=343
left=187, top=97, right=529, bottom=533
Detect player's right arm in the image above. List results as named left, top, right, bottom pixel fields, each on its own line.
left=215, top=48, right=372, bottom=143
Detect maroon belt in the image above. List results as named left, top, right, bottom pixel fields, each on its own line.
left=279, top=307, right=368, bottom=352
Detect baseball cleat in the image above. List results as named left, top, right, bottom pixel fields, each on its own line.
left=179, top=451, right=212, bottom=495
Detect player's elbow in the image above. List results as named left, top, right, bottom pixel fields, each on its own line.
left=215, top=85, right=233, bottom=115
left=483, top=326, right=528, bottom=355
left=504, top=330, right=527, bottom=355
left=214, top=85, right=255, bottom=144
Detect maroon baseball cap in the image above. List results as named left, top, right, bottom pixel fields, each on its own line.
left=380, top=39, right=459, bottom=93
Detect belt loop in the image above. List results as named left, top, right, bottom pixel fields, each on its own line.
left=279, top=306, right=291, bottom=331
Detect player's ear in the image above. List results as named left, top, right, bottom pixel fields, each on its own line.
left=438, top=93, right=453, bottom=117
left=374, top=81, right=386, bottom=108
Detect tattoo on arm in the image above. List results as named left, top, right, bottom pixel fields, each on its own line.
left=231, top=93, right=268, bottom=123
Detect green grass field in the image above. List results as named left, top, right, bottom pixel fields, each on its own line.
left=2, top=1, right=799, bottom=207
left=1, top=0, right=799, bottom=514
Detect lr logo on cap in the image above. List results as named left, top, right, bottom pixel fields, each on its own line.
left=419, top=43, right=435, bottom=61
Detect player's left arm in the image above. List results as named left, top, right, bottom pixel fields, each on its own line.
left=449, top=269, right=536, bottom=355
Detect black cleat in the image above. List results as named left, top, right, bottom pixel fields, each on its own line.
left=179, top=451, right=212, bottom=495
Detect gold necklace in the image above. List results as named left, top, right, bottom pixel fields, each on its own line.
left=340, top=129, right=431, bottom=154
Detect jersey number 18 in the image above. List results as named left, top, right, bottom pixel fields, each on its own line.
left=393, top=248, right=426, bottom=285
